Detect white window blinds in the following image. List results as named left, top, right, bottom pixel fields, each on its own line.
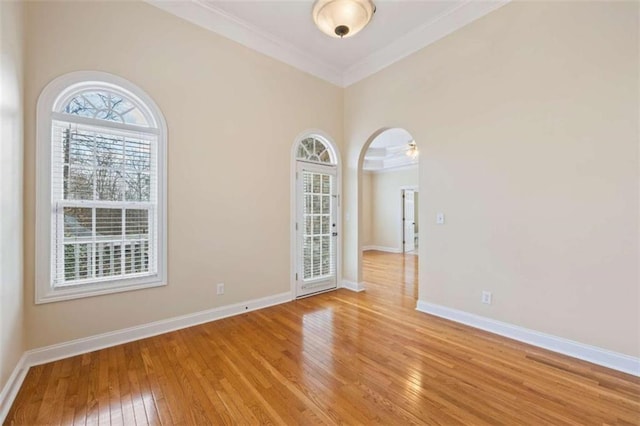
left=50, top=118, right=158, bottom=287
left=302, top=170, right=336, bottom=281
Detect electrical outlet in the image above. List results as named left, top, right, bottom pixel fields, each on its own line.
left=217, top=283, right=225, bottom=295
left=481, top=291, right=492, bottom=304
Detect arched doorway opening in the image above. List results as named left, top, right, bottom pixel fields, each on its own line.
left=358, top=128, right=419, bottom=297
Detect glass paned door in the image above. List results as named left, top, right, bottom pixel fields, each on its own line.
left=296, top=162, right=337, bottom=297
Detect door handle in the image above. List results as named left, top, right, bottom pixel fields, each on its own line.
left=332, top=232, right=338, bottom=237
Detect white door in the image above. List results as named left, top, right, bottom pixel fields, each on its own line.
left=403, top=190, right=415, bottom=252
left=296, top=162, right=338, bottom=298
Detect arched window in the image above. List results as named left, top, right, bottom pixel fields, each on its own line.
left=36, top=72, right=167, bottom=303
left=296, top=136, right=336, bottom=164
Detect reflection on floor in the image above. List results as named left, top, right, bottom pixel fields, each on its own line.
left=6, top=251, right=639, bottom=424
left=362, top=249, right=418, bottom=304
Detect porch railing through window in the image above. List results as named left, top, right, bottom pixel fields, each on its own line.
left=55, top=206, right=154, bottom=285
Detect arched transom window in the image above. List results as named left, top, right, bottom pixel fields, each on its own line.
left=62, top=89, right=151, bottom=125
left=296, top=136, right=336, bottom=164
left=36, top=72, right=167, bottom=303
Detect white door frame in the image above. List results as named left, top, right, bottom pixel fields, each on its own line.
left=399, top=185, right=419, bottom=253
left=290, top=130, right=342, bottom=299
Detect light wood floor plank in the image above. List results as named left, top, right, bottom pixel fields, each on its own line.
left=5, top=251, right=639, bottom=425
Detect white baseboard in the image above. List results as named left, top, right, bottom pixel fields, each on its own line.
left=0, top=291, right=292, bottom=423
left=362, top=245, right=402, bottom=253
left=342, top=280, right=366, bottom=292
left=26, top=291, right=292, bottom=367
left=416, top=300, right=640, bottom=377
left=0, top=354, right=29, bottom=423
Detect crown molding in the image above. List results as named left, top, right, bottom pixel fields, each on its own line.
left=366, top=162, right=419, bottom=174
left=343, top=0, right=511, bottom=86
left=146, top=0, right=510, bottom=88
left=146, top=0, right=344, bottom=86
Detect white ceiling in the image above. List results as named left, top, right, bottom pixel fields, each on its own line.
left=369, top=128, right=414, bottom=149
left=364, top=128, right=418, bottom=171
left=206, top=1, right=460, bottom=69
left=149, top=0, right=508, bottom=87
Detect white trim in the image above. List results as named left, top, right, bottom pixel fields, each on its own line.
left=400, top=187, right=419, bottom=254
left=416, top=301, right=640, bottom=377
left=146, top=0, right=509, bottom=88
left=399, top=185, right=419, bottom=191
left=50, top=111, right=160, bottom=136
left=0, top=355, right=28, bottom=423
left=343, top=0, right=510, bottom=86
left=364, top=157, right=418, bottom=172
left=36, top=277, right=167, bottom=304
left=146, top=0, right=343, bottom=86
left=293, top=287, right=338, bottom=299
left=341, top=280, right=365, bottom=292
left=27, top=292, right=292, bottom=367
left=362, top=245, right=402, bottom=254
left=364, top=162, right=419, bottom=173
left=295, top=161, right=338, bottom=297
left=35, top=71, right=168, bottom=304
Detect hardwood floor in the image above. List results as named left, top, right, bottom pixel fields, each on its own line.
left=6, top=251, right=640, bottom=425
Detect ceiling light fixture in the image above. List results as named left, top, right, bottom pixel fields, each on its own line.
left=312, top=0, right=376, bottom=39
left=406, top=141, right=419, bottom=160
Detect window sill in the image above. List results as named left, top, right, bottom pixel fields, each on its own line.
left=35, top=274, right=166, bottom=304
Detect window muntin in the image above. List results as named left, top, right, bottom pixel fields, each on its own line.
left=302, top=171, right=335, bottom=280
left=61, top=89, right=150, bottom=126
left=296, top=137, right=335, bottom=164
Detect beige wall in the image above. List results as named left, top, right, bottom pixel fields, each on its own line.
left=13, top=0, right=640, bottom=361
left=23, top=1, right=343, bottom=349
left=361, top=172, right=373, bottom=247
left=362, top=167, right=418, bottom=251
left=344, top=1, right=639, bottom=357
left=0, top=0, right=25, bottom=394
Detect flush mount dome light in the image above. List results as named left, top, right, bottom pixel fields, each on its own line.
left=312, top=0, right=376, bottom=38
